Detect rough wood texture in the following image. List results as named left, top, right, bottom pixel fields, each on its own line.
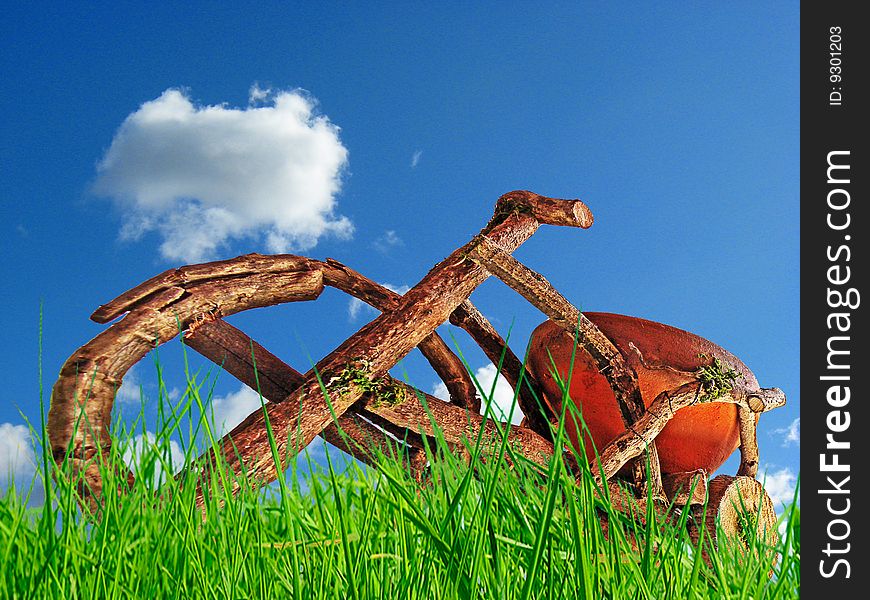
left=183, top=317, right=556, bottom=479
left=468, top=235, right=664, bottom=499
left=49, top=269, right=325, bottom=507
left=91, top=240, right=476, bottom=408
left=594, top=382, right=785, bottom=486
left=50, top=185, right=785, bottom=529
left=494, top=191, right=593, bottom=228
left=183, top=195, right=552, bottom=500
left=91, top=254, right=322, bottom=323
left=321, top=259, right=479, bottom=411
left=736, top=407, right=760, bottom=477
left=49, top=190, right=594, bottom=510
left=661, top=469, right=708, bottom=506
left=95, top=251, right=477, bottom=411
left=688, top=475, right=778, bottom=569
left=185, top=315, right=557, bottom=476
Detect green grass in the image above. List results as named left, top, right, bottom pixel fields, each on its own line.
left=1, top=351, right=800, bottom=599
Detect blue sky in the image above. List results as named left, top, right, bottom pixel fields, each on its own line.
left=0, top=3, right=799, bottom=507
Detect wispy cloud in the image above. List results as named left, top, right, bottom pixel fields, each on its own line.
left=771, top=417, right=799, bottom=447
left=207, top=385, right=268, bottom=436
left=372, top=230, right=403, bottom=254
left=410, top=149, right=423, bottom=168
left=248, top=82, right=271, bottom=104
left=759, top=465, right=798, bottom=511
left=94, top=87, right=352, bottom=263
left=432, top=363, right=524, bottom=425
left=348, top=282, right=410, bottom=322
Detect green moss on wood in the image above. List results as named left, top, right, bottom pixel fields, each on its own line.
left=695, top=355, right=741, bottom=402
left=334, top=358, right=407, bottom=407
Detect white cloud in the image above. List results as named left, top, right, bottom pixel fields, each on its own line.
left=0, top=423, right=38, bottom=495
left=208, top=384, right=268, bottom=436
left=372, top=229, right=403, bottom=253
left=759, top=466, right=798, bottom=511
left=115, top=365, right=144, bottom=405
left=772, top=417, right=799, bottom=447
left=94, top=87, right=352, bottom=263
left=114, top=365, right=179, bottom=405
left=410, top=149, right=423, bottom=168
left=121, top=432, right=186, bottom=486
left=432, top=364, right=524, bottom=425
left=348, top=283, right=410, bottom=322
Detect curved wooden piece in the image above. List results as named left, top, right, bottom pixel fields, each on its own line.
left=49, top=268, right=324, bottom=508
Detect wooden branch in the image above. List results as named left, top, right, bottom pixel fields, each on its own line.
left=91, top=254, right=322, bottom=323
left=50, top=189, right=555, bottom=505
left=594, top=383, right=786, bottom=485
left=321, top=259, right=479, bottom=412
left=359, top=389, right=556, bottom=468
left=50, top=190, right=598, bottom=510
left=449, top=300, right=555, bottom=440
left=93, top=250, right=477, bottom=411
left=322, top=413, right=430, bottom=480
left=494, top=190, right=594, bottom=228
left=185, top=316, right=300, bottom=403
left=736, top=407, right=760, bottom=477
left=467, top=235, right=664, bottom=499
left=351, top=409, right=430, bottom=452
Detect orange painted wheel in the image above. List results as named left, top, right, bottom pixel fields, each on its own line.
left=527, top=313, right=757, bottom=475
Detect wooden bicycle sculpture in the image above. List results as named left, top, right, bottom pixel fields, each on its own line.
left=48, top=191, right=787, bottom=557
